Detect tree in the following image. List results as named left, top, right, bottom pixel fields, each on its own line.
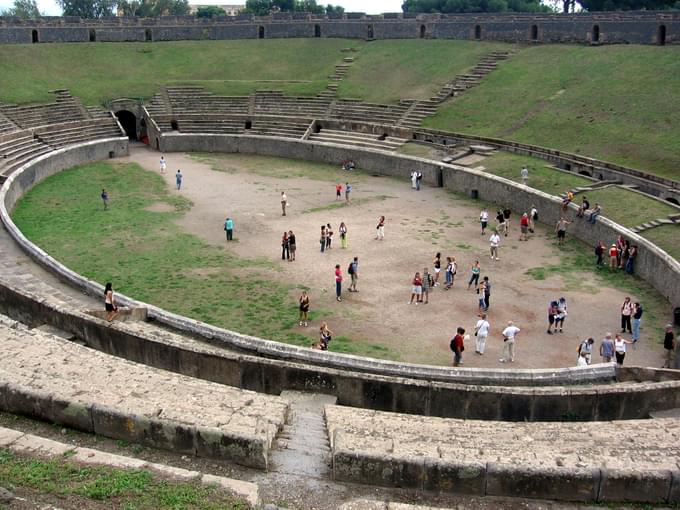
left=402, top=0, right=550, bottom=12
left=243, top=0, right=344, bottom=14
left=57, top=0, right=116, bottom=17
left=325, top=3, right=344, bottom=14
left=1, top=0, right=41, bottom=18
left=117, top=0, right=190, bottom=16
left=196, top=5, right=227, bottom=17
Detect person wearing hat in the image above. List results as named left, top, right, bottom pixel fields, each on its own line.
left=663, top=324, right=675, bottom=368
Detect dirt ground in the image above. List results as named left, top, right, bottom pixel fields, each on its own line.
left=122, top=145, right=666, bottom=370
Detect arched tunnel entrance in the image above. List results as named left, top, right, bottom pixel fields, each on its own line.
left=115, top=110, right=138, bottom=140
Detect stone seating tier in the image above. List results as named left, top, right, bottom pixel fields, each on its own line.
left=0, top=313, right=288, bottom=469
left=35, top=119, right=122, bottom=149
left=309, top=129, right=406, bottom=151
left=0, top=133, right=51, bottom=180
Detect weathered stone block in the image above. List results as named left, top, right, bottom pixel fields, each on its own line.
left=422, top=458, right=486, bottom=495
left=599, top=468, right=671, bottom=503
left=333, top=450, right=424, bottom=489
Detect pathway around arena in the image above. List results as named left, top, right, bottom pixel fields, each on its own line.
left=123, top=145, right=667, bottom=369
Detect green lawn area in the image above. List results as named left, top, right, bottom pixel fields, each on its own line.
left=396, top=142, right=444, bottom=159
left=0, top=39, right=352, bottom=105
left=337, top=40, right=508, bottom=104
left=480, top=151, right=592, bottom=196
left=11, top=161, right=395, bottom=360
left=0, top=449, right=249, bottom=509
left=425, top=44, right=680, bottom=180
left=583, top=187, right=679, bottom=229
left=641, top=224, right=680, bottom=262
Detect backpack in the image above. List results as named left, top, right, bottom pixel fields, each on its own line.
left=347, top=262, right=354, bottom=275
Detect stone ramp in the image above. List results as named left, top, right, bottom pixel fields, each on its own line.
left=0, top=313, right=288, bottom=469
left=326, top=405, right=680, bottom=503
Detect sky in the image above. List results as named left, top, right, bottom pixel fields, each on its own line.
left=0, top=0, right=404, bottom=17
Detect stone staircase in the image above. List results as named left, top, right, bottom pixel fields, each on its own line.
left=319, top=56, right=354, bottom=99
left=397, top=50, right=514, bottom=129
left=631, top=213, right=680, bottom=234
left=309, top=129, right=407, bottom=151
left=0, top=110, right=19, bottom=134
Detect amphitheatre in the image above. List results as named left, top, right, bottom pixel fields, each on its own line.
left=0, top=10, right=680, bottom=509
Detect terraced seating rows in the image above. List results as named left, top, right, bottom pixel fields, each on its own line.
left=329, top=100, right=408, bottom=125
left=34, top=117, right=123, bottom=149
left=253, top=90, right=330, bottom=117
left=165, top=86, right=249, bottom=116
left=309, top=129, right=406, bottom=151
left=0, top=313, right=288, bottom=468
left=0, top=90, right=89, bottom=129
left=0, top=131, right=52, bottom=182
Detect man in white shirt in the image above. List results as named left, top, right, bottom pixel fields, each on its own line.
left=475, top=313, right=490, bottom=355
left=480, top=208, right=489, bottom=235
left=521, top=165, right=529, bottom=185
left=489, top=232, right=501, bottom=261
left=500, top=321, right=520, bottom=363
left=159, top=155, right=167, bottom=174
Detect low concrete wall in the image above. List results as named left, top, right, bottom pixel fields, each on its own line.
left=3, top=280, right=680, bottom=421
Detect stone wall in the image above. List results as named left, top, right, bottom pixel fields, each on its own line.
left=0, top=11, right=677, bottom=45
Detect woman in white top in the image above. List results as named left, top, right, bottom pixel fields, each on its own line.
left=474, top=313, right=490, bottom=355
left=614, top=333, right=633, bottom=365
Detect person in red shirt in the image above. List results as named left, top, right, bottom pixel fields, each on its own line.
left=334, top=264, right=343, bottom=302
left=519, top=212, right=530, bottom=241
left=609, top=244, right=618, bottom=271
left=450, top=327, right=466, bottom=366
left=335, top=183, right=342, bottom=200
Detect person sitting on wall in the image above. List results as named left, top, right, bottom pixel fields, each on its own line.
left=342, top=160, right=355, bottom=171
left=576, top=196, right=590, bottom=217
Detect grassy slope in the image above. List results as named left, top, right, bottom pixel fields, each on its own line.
left=11, top=160, right=395, bottom=359
left=0, top=39, right=352, bottom=105
left=337, top=40, right=508, bottom=104
left=425, top=44, right=680, bottom=179
left=641, top=224, right=680, bottom=262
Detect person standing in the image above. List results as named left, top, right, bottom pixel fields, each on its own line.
left=159, top=155, right=167, bottom=174
left=600, top=333, right=615, bottom=363
left=101, top=188, right=109, bottom=210
left=288, top=230, right=296, bottom=261
left=520, top=165, right=529, bottom=185
left=614, top=333, right=633, bottom=366
left=502, top=207, right=511, bottom=236
left=416, top=171, right=423, bottom=191
left=608, top=243, right=618, bottom=271
left=482, top=276, right=491, bottom=311
left=555, top=217, right=571, bottom=246
left=409, top=272, right=423, bottom=305
left=421, top=267, right=431, bottom=304
left=433, top=252, right=442, bottom=287
left=595, top=240, right=605, bottom=267
left=319, top=225, right=326, bottom=253
left=444, top=257, right=455, bottom=290
left=625, top=244, right=637, bottom=274
left=577, top=337, right=595, bottom=364
left=334, top=264, right=343, bottom=302
left=620, top=296, right=633, bottom=334
left=450, top=327, right=465, bottom=366
left=281, top=232, right=290, bottom=261
left=339, top=222, right=348, bottom=249
left=632, top=302, right=643, bottom=344
left=467, top=260, right=480, bottom=291
left=326, top=223, right=333, bottom=250
left=336, top=183, right=342, bottom=200
left=529, top=205, right=538, bottom=233
left=546, top=300, right=558, bottom=335
left=663, top=324, right=675, bottom=368
left=175, top=170, right=183, bottom=190
left=224, top=217, right=234, bottom=241
left=474, top=313, right=490, bottom=355
left=345, top=182, right=352, bottom=203
left=495, top=210, right=505, bottom=235
left=554, top=297, right=568, bottom=333
left=281, top=191, right=288, bottom=216
left=410, top=171, right=417, bottom=190
left=477, top=278, right=487, bottom=311
left=298, top=291, right=310, bottom=326
left=104, top=282, right=119, bottom=322
left=480, top=208, right=489, bottom=235
left=500, top=321, right=520, bottom=363
left=489, top=231, right=501, bottom=261
left=348, top=256, right=359, bottom=292
left=519, top=213, right=529, bottom=241
left=375, top=215, right=385, bottom=241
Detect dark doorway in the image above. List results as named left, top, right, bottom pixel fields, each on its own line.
left=592, top=25, right=600, bottom=43
left=667, top=197, right=679, bottom=206
left=420, top=25, right=426, bottom=38
left=155, top=138, right=159, bottom=150
left=314, top=24, right=321, bottom=37
left=31, top=29, right=39, bottom=43
left=245, top=120, right=252, bottom=130
left=115, top=110, right=137, bottom=139
left=314, top=123, right=322, bottom=134
left=658, top=25, right=666, bottom=46
left=258, top=26, right=265, bottom=39
left=89, top=29, right=96, bottom=42
left=531, top=25, right=538, bottom=41
left=145, top=28, right=152, bottom=42
left=170, top=119, right=179, bottom=131
left=367, top=24, right=374, bottom=39
left=578, top=170, right=592, bottom=177
left=474, top=25, right=481, bottom=40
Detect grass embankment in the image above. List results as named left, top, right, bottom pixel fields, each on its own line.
left=0, top=449, right=249, bottom=509
left=641, top=224, right=680, bottom=262
left=425, top=44, right=680, bottom=180
left=337, top=40, right=508, bottom=104
left=0, top=39, right=351, bottom=105
left=582, top=187, right=679, bottom=229
left=11, top=161, right=394, bottom=359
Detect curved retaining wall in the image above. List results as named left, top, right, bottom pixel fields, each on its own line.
left=0, top=12, right=677, bottom=45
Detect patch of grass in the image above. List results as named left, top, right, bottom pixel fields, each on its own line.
left=0, top=448, right=249, bottom=509
left=480, top=151, right=592, bottom=196
left=337, top=40, right=509, bottom=104
left=583, top=187, right=679, bottom=229
left=396, top=142, right=444, bottom=159
left=11, top=161, right=397, bottom=360
left=304, top=195, right=395, bottom=214
left=426, top=44, right=680, bottom=180
left=641, top=224, right=680, bottom=262
left=0, top=39, right=353, bottom=105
